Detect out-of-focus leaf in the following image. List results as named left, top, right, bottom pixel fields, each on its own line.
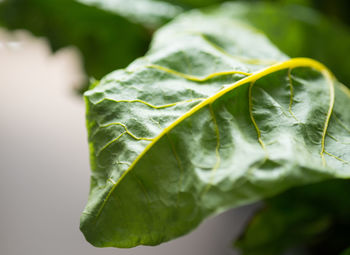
left=76, top=0, right=183, bottom=29
left=165, top=0, right=227, bottom=8
left=341, top=248, right=350, bottom=255
left=206, top=2, right=350, bottom=86
left=0, top=0, right=151, bottom=83
left=80, top=7, right=350, bottom=248
left=235, top=179, right=350, bottom=255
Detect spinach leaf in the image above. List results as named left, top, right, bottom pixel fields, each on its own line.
left=80, top=7, right=350, bottom=248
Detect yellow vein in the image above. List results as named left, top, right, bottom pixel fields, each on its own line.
left=97, top=97, right=206, bottom=109
left=324, top=151, right=350, bottom=164
left=287, top=68, right=301, bottom=122
left=96, top=123, right=153, bottom=156
left=339, top=83, right=350, bottom=98
left=96, top=132, right=125, bottom=156
left=107, top=178, right=116, bottom=185
left=115, top=161, right=131, bottom=166
left=147, top=64, right=251, bottom=81
left=248, top=81, right=267, bottom=154
left=95, top=58, right=335, bottom=217
left=319, top=73, right=335, bottom=166
left=100, top=122, right=154, bottom=141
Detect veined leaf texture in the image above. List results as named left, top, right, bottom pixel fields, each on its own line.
left=80, top=4, right=350, bottom=248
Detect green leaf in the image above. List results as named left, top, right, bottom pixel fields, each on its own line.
left=341, top=248, right=350, bottom=255
left=3, top=0, right=349, bottom=92
left=235, top=179, right=350, bottom=255
left=80, top=6, right=350, bottom=248
left=76, top=0, right=183, bottom=29
left=205, top=2, right=350, bottom=86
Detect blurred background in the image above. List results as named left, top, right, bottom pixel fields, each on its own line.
left=0, top=0, right=349, bottom=255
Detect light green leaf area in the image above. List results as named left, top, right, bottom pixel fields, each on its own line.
left=80, top=9, right=350, bottom=248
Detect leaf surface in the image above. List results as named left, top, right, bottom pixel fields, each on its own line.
left=80, top=8, right=350, bottom=248
left=209, top=2, right=350, bottom=86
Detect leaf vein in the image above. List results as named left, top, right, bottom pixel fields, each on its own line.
left=96, top=97, right=206, bottom=109
left=324, top=151, right=350, bottom=164
left=147, top=64, right=251, bottom=81
left=95, top=58, right=335, bottom=220
left=288, top=68, right=301, bottom=122
left=249, top=81, right=268, bottom=155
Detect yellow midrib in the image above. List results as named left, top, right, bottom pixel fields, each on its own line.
left=95, top=57, right=335, bottom=218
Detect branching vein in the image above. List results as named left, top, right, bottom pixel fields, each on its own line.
left=147, top=64, right=251, bottom=81
left=288, top=68, right=300, bottom=122
left=96, top=123, right=154, bottom=156
left=324, top=151, right=350, bottom=164
left=94, top=58, right=338, bottom=219
left=248, top=81, right=268, bottom=155
left=96, top=97, right=206, bottom=109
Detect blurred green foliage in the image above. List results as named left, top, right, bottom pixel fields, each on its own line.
left=1, top=0, right=349, bottom=90
left=266, top=0, right=350, bottom=26
left=0, top=0, right=151, bottom=86
left=236, top=179, right=350, bottom=255
left=341, top=248, right=350, bottom=255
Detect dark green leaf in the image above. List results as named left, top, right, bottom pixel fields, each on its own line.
left=235, top=179, right=350, bottom=255
left=0, top=0, right=151, bottom=82
left=80, top=7, right=350, bottom=248
left=341, top=248, right=350, bottom=255
left=76, top=0, right=183, bottom=29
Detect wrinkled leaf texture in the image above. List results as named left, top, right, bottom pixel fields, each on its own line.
left=80, top=4, right=350, bottom=248
left=213, top=2, right=350, bottom=88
